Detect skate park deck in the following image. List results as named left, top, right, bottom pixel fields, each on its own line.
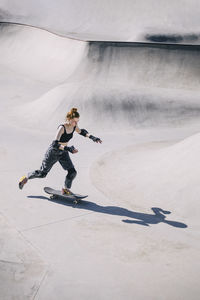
left=0, top=2, right=200, bottom=299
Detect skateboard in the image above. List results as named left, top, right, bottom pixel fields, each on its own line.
left=44, top=187, right=88, bottom=204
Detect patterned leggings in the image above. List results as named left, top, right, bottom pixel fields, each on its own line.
left=27, top=142, right=77, bottom=188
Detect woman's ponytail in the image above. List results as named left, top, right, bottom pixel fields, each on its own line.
left=66, top=108, right=80, bottom=120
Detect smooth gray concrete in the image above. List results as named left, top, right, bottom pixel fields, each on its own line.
left=0, top=0, right=200, bottom=44
left=0, top=213, right=47, bottom=300
left=0, top=22, right=200, bottom=300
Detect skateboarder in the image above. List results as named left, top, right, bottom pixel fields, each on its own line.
left=19, top=108, right=102, bottom=195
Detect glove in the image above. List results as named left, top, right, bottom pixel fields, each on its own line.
left=64, top=145, right=77, bottom=153
left=89, top=135, right=102, bottom=143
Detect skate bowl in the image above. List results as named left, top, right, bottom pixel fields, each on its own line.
left=0, top=0, right=200, bottom=44
left=1, top=23, right=200, bottom=133
left=0, top=3, right=200, bottom=300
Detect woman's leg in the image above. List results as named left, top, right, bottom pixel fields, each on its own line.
left=28, top=146, right=61, bottom=179
left=19, top=143, right=63, bottom=189
left=58, top=151, right=77, bottom=189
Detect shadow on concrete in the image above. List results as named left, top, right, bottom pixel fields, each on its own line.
left=145, top=33, right=200, bottom=44
left=28, top=196, right=187, bottom=228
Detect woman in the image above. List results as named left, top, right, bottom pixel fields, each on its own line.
left=19, top=108, right=102, bottom=195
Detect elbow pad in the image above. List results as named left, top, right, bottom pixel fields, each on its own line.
left=52, top=140, right=59, bottom=149
left=80, top=129, right=88, bottom=137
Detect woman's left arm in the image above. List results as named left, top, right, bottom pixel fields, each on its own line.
left=75, top=126, right=102, bottom=143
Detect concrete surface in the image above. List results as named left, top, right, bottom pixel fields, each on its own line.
left=0, top=21, right=200, bottom=300
left=0, top=0, right=200, bottom=43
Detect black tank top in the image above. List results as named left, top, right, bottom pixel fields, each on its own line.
left=58, top=124, right=76, bottom=143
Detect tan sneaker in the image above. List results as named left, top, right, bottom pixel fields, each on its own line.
left=62, top=188, right=73, bottom=196
left=19, top=176, right=28, bottom=190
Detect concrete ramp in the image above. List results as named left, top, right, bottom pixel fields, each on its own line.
left=0, top=22, right=200, bottom=300
left=0, top=1, right=200, bottom=44
left=6, top=28, right=200, bottom=131
left=1, top=24, right=200, bottom=132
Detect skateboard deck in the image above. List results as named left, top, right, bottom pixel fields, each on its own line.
left=44, top=187, right=88, bottom=204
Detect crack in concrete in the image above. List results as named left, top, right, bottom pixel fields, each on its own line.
left=32, top=268, right=49, bottom=300
left=0, top=259, right=25, bottom=265
left=21, top=211, right=95, bottom=232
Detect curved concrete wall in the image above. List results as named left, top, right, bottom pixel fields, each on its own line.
left=3, top=24, right=200, bottom=131
left=0, top=0, right=200, bottom=44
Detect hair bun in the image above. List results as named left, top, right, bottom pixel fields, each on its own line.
left=66, top=107, right=80, bottom=121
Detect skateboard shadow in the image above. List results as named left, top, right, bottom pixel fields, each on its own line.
left=27, top=196, right=187, bottom=228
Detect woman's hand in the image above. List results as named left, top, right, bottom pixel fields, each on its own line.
left=89, top=135, right=102, bottom=143
left=64, top=145, right=78, bottom=154
left=72, top=147, right=78, bottom=154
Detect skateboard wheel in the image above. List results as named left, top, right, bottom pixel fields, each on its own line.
left=73, top=200, right=78, bottom=205
left=50, top=195, right=56, bottom=199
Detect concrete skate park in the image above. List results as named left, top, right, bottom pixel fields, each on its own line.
left=0, top=1, right=200, bottom=299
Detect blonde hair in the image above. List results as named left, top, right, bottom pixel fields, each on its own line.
left=66, top=108, right=80, bottom=121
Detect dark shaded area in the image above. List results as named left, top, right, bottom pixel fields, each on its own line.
left=89, top=41, right=200, bottom=51
left=85, top=40, right=200, bottom=127
left=146, top=34, right=183, bottom=43
left=145, top=33, right=200, bottom=44
left=85, top=95, right=200, bottom=127
left=28, top=195, right=187, bottom=228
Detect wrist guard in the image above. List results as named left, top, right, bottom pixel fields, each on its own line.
left=80, top=129, right=88, bottom=137
left=89, top=135, right=101, bottom=143
left=64, top=145, right=75, bottom=153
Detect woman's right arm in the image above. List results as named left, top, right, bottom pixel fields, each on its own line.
left=55, top=125, right=64, bottom=141
left=52, top=126, right=64, bottom=150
